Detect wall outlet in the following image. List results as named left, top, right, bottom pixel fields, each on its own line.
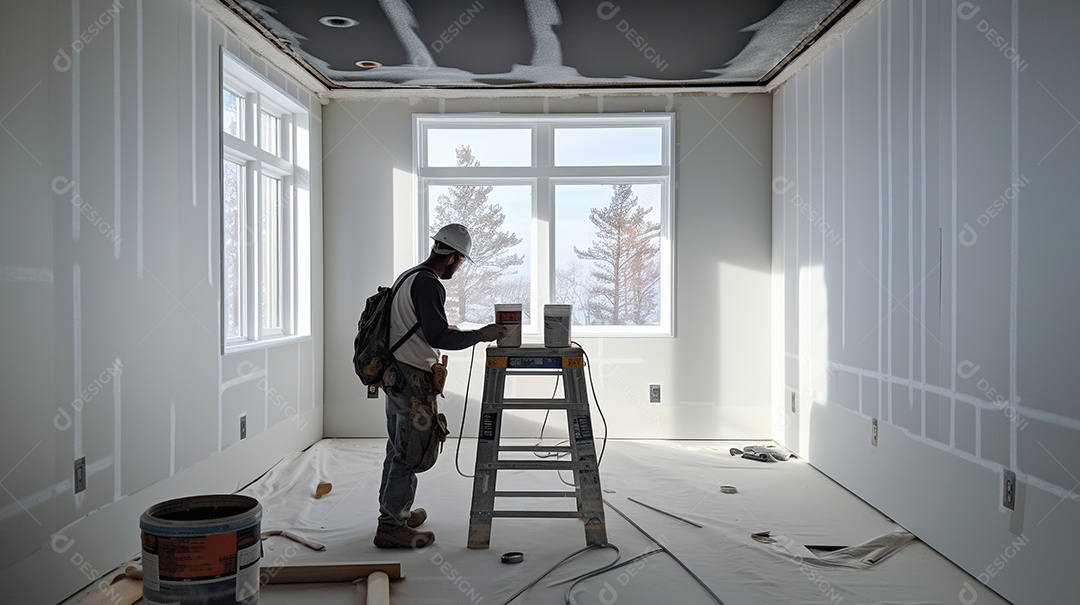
left=1003, top=469, right=1016, bottom=510
left=790, top=391, right=797, bottom=413
left=871, top=418, right=878, bottom=446
left=74, top=457, right=86, bottom=494
left=649, top=384, right=661, bottom=404
left=367, top=384, right=379, bottom=399
left=240, top=413, right=247, bottom=440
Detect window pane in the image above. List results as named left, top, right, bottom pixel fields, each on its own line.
left=223, top=160, right=246, bottom=339
left=426, top=128, right=531, bottom=167
left=428, top=182, right=532, bottom=326
left=260, top=110, right=280, bottom=156
left=554, top=127, right=663, bottom=166
left=223, top=88, right=244, bottom=138
left=261, top=175, right=282, bottom=331
left=554, top=183, right=662, bottom=326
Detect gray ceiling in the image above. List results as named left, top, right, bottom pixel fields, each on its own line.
left=221, top=0, right=860, bottom=89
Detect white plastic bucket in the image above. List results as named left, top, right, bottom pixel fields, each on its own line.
left=140, top=494, right=262, bottom=605
left=494, top=304, right=522, bottom=347
left=543, top=304, right=572, bottom=347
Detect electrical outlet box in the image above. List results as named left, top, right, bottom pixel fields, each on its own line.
left=74, top=457, right=86, bottom=494
left=1003, top=469, right=1016, bottom=510
left=240, top=413, right=247, bottom=440
left=367, top=384, right=379, bottom=399
left=790, top=391, right=797, bottom=413
left=871, top=418, right=878, bottom=446
left=649, top=384, right=661, bottom=404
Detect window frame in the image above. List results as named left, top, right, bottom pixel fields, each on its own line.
left=220, top=49, right=310, bottom=352
left=413, top=113, right=675, bottom=338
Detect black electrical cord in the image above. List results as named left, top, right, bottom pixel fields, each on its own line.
left=498, top=543, right=621, bottom=605
left=454, top=343, right=480, bottom=479
left=573, top=342, right=609, bottom=467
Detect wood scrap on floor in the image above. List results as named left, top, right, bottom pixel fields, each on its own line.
left=76, top=565, right=141, bottom=605
left=261, top=529, right=326, bottom=551
left=262, top=562, right=403, bottom=584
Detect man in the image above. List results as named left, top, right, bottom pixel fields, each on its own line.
left=375, top=223, right=507, bottom=549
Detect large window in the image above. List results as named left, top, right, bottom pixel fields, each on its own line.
left=221, top=51, right=310, bottom=350
left=414, top=114, right=674, bottom=337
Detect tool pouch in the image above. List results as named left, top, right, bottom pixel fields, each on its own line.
left=405, top=396, right=448, bottom=474
left=431, top=355, right=448, bottom=397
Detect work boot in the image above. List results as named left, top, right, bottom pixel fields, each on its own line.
left=373, top=523, right=435, bottom=549
left=407, top=508, right=427, bottom=528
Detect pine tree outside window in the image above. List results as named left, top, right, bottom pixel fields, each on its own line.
left=414, top=114, right=674, bottom=337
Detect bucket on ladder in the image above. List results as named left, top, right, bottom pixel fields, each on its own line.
left=543, top=304, right=572, bottom=347
left=140, top=494, right=262, bottom=605
left=494, top=303, right=523, bottom=347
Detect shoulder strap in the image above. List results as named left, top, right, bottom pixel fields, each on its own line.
left=387, top=267, right=428, bottom=352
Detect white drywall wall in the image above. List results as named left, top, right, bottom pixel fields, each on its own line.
left=0, top=1, right=323, bottom=601
left=773, top=1, right=1080, bottom=602
left=323, top=94, right=773, bottom=440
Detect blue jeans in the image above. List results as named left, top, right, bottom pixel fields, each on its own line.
left=378, top=363, right=435, bottom=527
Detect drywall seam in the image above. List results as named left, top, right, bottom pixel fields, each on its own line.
left=919, top=0, right=927, bottom=438
left=192, top=6, right=198, bottom=212
left=886, top=3, right=893, bottom=424
left=207, top=14, right=215, bottom=288
left=877, top=7, right=884, bottom=424
left=113, top=359, right=122, bottom=501
left=907, top=0, right=915, bottom=423
left=0, top=456, right=111, bottom=523
left=949, top=0, right=958, bottom=449
left=170, top=400, right=176, bottom=476
left=0, top=267, right=54, bottom=283
left=114, top=7, right=122, bottom=260
left=73, top=263, right=83, bottom=511
left=136, top=0, right=144, bottom=280
left=72, top=0, right=80, bottom=244
left=1009, top=0, right=1019, bottom=473
left=841, top=33, right=847, bottom=348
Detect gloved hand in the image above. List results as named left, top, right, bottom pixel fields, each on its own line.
left=477, top=323, right=509, bottom=342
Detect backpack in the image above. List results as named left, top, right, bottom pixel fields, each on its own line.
left=352, top=268, right=424, bottom=387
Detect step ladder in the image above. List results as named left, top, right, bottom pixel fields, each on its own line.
left=467, top=345, right=608, bottom=549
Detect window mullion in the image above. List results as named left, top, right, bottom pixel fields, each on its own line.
left=247, top=160, right=261, bottom=341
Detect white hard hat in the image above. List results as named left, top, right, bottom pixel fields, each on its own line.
left=432, top=223, right=473, bottom=261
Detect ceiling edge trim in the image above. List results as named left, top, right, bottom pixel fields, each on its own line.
left=322, top=85, right=768, bottom=102
left=765, top=0, right=886, bottom=93
left=194, top=0, right=331, bottom=102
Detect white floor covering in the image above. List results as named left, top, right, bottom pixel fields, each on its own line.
left=237, top=438, right=1012, bottom=605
